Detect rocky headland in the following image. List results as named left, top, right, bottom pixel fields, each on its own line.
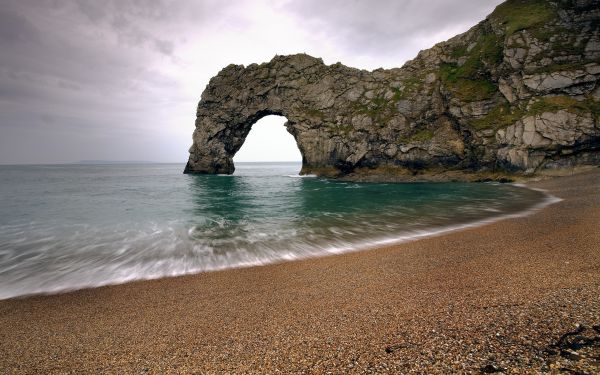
left=185, top=0, right=600, bottom=181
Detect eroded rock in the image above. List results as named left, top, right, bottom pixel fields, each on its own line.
left=185, top=0, right=600, bottom=180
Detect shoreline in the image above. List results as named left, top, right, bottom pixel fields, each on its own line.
left=1, top=168, right=599, bottom=373
left=0, top=181, right=557, bottom=301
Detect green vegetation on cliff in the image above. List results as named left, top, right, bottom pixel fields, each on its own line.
left=530, top=96, right=600, bottom=118
left=471, top=104, right=525, bottom=130
left=408, top=129, right=434, bottom=142
left=353, top=95, right=399, bottom=126
left=399, top=128, right=435, bottom=143
left=300, top=107, right=325, bottom=119
left=392, top=76, right=424, bottom=100
left=471, top=96, right=600, bottom=130
left=489, top=0, right=557, bottom=35
left=440, top=63, right=498, bottom=101
left=528, top=28, right=591, bottom=73
left=441, top=30, right=502, bottom=102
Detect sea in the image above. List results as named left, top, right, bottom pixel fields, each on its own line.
left=0, top=162, right=556, bottom=299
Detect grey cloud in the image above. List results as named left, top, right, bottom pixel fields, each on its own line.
left=154, top=39, right=175, bottom=55
left=0, top=7, right=40, bottom=45
left=283, top=0, right=503, bottom=58
left=70, top=0, right=226, bottom=55
left=0, top=0, right=227, bottom=163
left=72, top=0, right=108, bottom=23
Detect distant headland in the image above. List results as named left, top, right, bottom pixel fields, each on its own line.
left=74, top=160, right=157, bottom=165
left=185, top=0, right=599, bottom=181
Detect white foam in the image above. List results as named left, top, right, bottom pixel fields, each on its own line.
left=0, top=185, right=561, bottom=301
left=286, top=174, right=317, bottom=178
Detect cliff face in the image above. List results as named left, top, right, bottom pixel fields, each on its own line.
left=185, top=0, right=600, bottom=180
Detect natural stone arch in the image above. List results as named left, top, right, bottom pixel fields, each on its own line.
left=184, top=54, right=473, bottom=178
left=184, top=54, right=369, bottom=176
left=192, top=108, right=290, bottom=174
left=185, top=0, right=600, bottom=181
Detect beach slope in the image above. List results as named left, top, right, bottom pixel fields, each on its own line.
left=1, top=169, right=599, bottom=373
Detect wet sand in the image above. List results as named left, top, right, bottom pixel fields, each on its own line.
left=1, top=169, right=599, bottom=374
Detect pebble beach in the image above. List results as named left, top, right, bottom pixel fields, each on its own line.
left=1, top=169, right=599, bottom=374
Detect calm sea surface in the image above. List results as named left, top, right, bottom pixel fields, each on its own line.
left=0, top=162, right=551, bottom=299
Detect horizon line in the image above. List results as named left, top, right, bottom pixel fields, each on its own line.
left=0, top=160, right=303, bottom=166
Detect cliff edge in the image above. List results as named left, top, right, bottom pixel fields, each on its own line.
left=185, top=0, right=600, bottom=181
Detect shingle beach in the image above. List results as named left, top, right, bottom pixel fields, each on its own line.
left=1, top=169, right=599, bottom=374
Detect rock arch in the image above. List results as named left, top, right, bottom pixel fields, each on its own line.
left=184, top=54, right=373, bottom=176
left=185, top=0, right=600, bottom=180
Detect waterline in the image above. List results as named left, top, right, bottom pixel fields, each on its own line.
left=0, top=163, right=553, bottom=299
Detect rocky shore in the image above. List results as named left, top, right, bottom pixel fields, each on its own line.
left=1, top=168, right=598, bottom=373
left=186, top=0, right=600, bottom=181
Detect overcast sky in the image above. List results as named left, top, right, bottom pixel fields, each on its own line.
left=0, top=0, right=503, bottom=164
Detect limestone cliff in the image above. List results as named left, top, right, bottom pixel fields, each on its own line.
left=185, top=0, right=600, bottom=180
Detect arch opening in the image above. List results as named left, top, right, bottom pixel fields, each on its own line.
left=232, top=115, right=302, bottom=175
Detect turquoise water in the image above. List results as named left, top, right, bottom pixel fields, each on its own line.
left=0, top=162, right=551, bottom=299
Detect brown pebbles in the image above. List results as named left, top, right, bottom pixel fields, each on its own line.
left=1, top=169, right=599, bottom=374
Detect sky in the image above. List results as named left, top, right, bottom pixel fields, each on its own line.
left=0, top=0, right=504, bottom=164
